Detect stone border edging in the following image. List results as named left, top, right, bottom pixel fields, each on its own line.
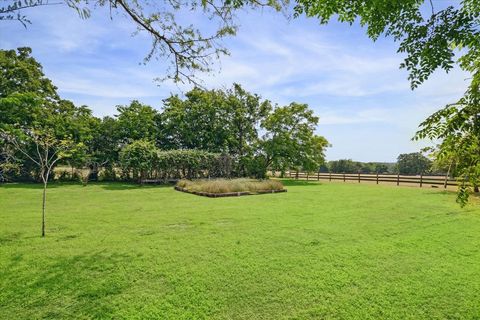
left=174, top=186, right=287, bottom=198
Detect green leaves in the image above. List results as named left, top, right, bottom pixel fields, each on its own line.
left=261, top=102, right=328, bottom=173
left=414, top=77, right=480, bottom=206
left=294, top=0, right=479, bottom=90
left=119, top=142, right=231, bottom=181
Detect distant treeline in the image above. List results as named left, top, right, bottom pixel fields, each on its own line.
left=322, top=153, right=444, bottom=176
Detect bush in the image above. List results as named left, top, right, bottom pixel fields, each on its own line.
left=98, top=167, right=117, bottom=181
left=55, top=170, right=80, bottom=182
left=119, top=141, right=234, bottom=182
left=176, top=178, right=284, bottom=194
left=119, top=140, right=158, bottom=182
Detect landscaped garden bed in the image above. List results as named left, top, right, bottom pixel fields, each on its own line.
left=175, top=178, right=286, bottom=197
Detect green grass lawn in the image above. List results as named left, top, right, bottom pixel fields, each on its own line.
left=1, top=181, right=480, bottom=319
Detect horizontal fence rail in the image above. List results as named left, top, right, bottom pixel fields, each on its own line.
left=285, top=171, right=460, bottom=188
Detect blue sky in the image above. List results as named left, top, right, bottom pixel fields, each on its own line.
left=0, top=2, right=469, bottom=162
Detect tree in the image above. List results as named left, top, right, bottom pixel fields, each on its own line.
left=293, top=0, right=479, bottom=204
left=396, top=152, right=432, bottom=175
left=159, top=84, right=271, bottom=174
left=1, top=128, right=78, bottom=237
left=328, top=159, right=359, bottom=174
left=0, top=48, right=95, bottom=181
left=160, top=88, right=231, bottom=152
left=116, top=100, right=159, bottom=144
left=119, top=139, right=158, bottom=183
left=1, top=0, right=286, bottom=84
left=415, top=84, right=480, bottom=206
left=224, top=84, right=272, bottom=175
left=81, top=116, right=120, bottom=183
left=0, top=47, right=58, bottom=99
left=260, top=102, right=329, bottom=176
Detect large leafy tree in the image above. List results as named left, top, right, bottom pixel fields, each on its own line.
left=116, top=100, right=160, bottom=144
left=396, top=152, right=432, bottom=175
left=224, top=84, right=272, bottom=175
left=159, top=85, right=272, bottom=176
left=160, top=88, right=231, bottom=151
left=260, top=102, right=329, bottom=176
left=0, top=47, right=90, bottom=236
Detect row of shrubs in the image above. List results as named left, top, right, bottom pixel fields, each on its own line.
left=119, top=141, right=234, bottom=182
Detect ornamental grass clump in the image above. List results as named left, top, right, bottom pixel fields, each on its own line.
left=176, top=178, right=284, bottom=194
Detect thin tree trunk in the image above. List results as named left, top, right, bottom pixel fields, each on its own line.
left=42, top=180, right=47, bottom=237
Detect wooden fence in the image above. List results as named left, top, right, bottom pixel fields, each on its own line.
left=286, top=171, right=459, bottom=188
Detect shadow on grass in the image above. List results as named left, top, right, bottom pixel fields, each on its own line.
left=278, top=179, right=323, bottom=187
left=1, top=251, right=133, bottom=319
left=0, top=232, right=22, bottom=245
left=0, top=181, right=173, bottom=191
left=98, top=182, right=173, bottom=190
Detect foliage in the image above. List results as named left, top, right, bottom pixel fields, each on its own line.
left=396, top=152, right=432, bottom=175
left=176, top=178, right=284, bottom=193
left=292, top=0, right=480, bottom=205
left=118, top=142, right=233, bottom=182
left=1, top=127, right=80, bottom=237
left=328, top=159, right=360, bottom=174
left=160, top=84, right=273, bottom=176
left=116, top=101, right=159, bottom=144
left=156, top=149, right=232, bottom=180
left=160, top=89, right=233, bottom=152
left=261, top=103, right=329, bottom=175
left=1, top=182, right=479, bottom=318
left=294, top=0, right=479, bottom=89
left=415, top=84, right=480, bottom=206
left=0, top=48, right=328, bottom=182
left=0, top=47, right=58, bottom=99
left=0, top=0, right=287, bottom=84
left=119, top=139, right=158, bottom=182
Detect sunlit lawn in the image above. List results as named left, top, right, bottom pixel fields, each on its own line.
left=1, top=181, right=479, bottom=319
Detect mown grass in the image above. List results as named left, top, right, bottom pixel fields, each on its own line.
left=1, top=181, right=480, bottom=319
left=176, top=178, right=284, bottom=194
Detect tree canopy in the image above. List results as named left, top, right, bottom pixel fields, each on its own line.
left=1, top=47, right=329, bottom=182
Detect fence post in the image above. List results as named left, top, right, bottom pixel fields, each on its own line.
left=343, top=172, right=346, bottom=182
left=420, top=173, right=423, bottom=188
left=358, top=171, right=360, bottom=183
left=376, top=172, right=379, bottom=184
left=317, top=171, right=320, bottom=181
left=397, top=173, right=400, bottom=186
left=306, top=172, right=309, bottom=181
left=444, top=174, right=448, bottom=189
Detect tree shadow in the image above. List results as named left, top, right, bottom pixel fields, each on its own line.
left=0, top=181, right=174, bottom=191
left=0, top=182, right=64, bottom=189
left=278, top=179, right=323, bottom=187
left=0, top=232, right=22, bottom=245
left=97, top=182, right=174, bottom=190
left=1, top=251, right=134, bottom=318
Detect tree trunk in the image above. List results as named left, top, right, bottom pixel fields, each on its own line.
left=89, top=163, right=99, bottom=181
left=42, top=181, right=47, bottom=237
left=475, top=185, right=479, bottom=193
